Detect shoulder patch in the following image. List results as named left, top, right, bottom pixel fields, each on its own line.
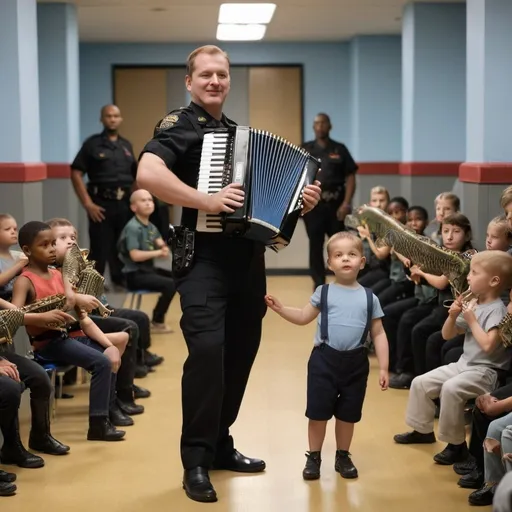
left=158, top=114, right=180, bottom=130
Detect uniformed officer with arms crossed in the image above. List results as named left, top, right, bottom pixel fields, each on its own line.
left=137, top=45, right=321, bottom=503
left=71, top=105, right=136, bottom=288
left=302, top=114, right=358, bottom=289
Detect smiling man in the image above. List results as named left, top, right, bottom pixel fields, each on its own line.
left=137, top=45, right=321, bottom=503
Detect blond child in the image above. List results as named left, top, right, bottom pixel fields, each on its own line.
left=265, top=232, right=389, bottom=481
left=394, top=251, right=512, bottom=466
left=425, top=192, right=460, bottom=245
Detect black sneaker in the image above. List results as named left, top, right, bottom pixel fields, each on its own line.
left=458, top=469, right=484, bottom=490
left=389, top=373, right=414, bottom=389
left=335, top=450, right=358, bottom=479
left=453, top=456, right=477, bottom=475
left=433, top=442, right=469, bottom=465
left=302, top=451, right=321, bottom=480
left=393, top=431, right=436, bottom=444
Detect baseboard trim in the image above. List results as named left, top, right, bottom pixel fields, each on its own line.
left=265, top=268, right=310, bottom=276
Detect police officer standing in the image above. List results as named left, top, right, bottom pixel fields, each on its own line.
left=302, top=114, right=358, bottom=288
left=137, top=45, right=321, bottom=503
left=70, top=105, right=136, bottom=288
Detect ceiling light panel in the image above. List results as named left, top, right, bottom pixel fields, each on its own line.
left=216, top=23, right=267, bottom=41
left=218, top=3, right=277, bottom=24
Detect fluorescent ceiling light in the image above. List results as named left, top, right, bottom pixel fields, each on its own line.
left=218, top=3, right=276, bottom=24
left=216, top=23, right=267, bottom=41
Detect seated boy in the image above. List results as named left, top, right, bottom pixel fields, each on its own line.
left=12, top=221, right=127, bottom=441
left=118, top=189, right=176, bottom=333
left=394, top=250, right=512, bottom=465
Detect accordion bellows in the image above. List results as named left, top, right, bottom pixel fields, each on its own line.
left=196, top=127, right=320, bottom=251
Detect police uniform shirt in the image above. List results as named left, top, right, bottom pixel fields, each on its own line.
left=301, top=139, right=358, bottom=192
left=140, top=101, right=236, bottom=229
left=71, top=130, right=137, bottom=187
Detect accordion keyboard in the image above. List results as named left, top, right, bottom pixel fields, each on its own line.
left=196, top=132, right=230, bottom=232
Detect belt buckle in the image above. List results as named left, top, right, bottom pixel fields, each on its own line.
left=116, top=188, right=125, bottom=200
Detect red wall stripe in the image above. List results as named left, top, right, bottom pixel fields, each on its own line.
left=0, top=163, right=47, bottom=183
left=459, top=163, right=512, bottom=184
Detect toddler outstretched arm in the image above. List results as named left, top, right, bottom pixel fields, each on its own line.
left=265, top=295, right=319, bottom=326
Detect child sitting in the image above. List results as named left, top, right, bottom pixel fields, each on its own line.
left=369, top=197, right=415, bottom=306
left=424, top=192, right=460, bottom=245
left=394, top=250, right=512, bottom=466
left=357, top=185, right=391, bottom=284
left=118, top=189, right=176, bottom=333
left=265, top=232, right=389, bottom=480
left=11, top=221, right=126, bottom=441
left=0, top=214, right=27, bottom=300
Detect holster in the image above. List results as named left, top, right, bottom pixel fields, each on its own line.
left=168, top=225, right=195, bottom=278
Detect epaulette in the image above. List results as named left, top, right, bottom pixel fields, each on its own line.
left=154, top=108, right=191, bottom=134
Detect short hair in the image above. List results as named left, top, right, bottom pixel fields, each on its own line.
left=435, top=192, right=460, bottom=211
left=370, top=186, right=390, bottom=202
left=326, top=231, right=363, bottom=257
left=500, top=185, right=512, bottom=209
left=18, top=221, right=52, bottom=249
left=45, top=217, right=74, bottom=229
left=0, top=213, right=14, bottom=224
left=470, top=250, right=512, bottom=290
left=389, top=196, right=409, bottom=210
left=186, top=45, right=230, bottom=76
left=315, top=113, right=331, bottom=125
left=408, top=205, right=429, bottom=221
left=488, top=215, right=512, bottom=240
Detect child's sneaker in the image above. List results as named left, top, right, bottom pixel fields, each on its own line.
left=335, top=450, right=358, bottom=479
left=302, top=451, right=321, bottom=480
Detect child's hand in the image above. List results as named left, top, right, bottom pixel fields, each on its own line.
left=379, top=370, right=389, bottom=390
left=462, top=298, right=478, bottom=322
left=75, top=293, right=102, bottom=313
left=357, top=226, right=370, bottom=240
left=17, top=255, right=28, bottom=267
left=264, top=294, right=283, bottom=313
left=159, top=246, right=170, bottom=258
left=448, top=297, right=463, bottom=318
left=409, top=265, right=424, bottom=278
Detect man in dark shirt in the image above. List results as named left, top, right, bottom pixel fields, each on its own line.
left=302, top=113, right=358, bottom=288
left=137, top=45, right=321, bottom=503
left=70, top=105, right=136, bottom=288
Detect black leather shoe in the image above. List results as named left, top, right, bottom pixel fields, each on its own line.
left=109, top=404, right=134, bottom=427
left=118, top=399, right=144, bottom=416
left=335, top=450, right=358, bottom=479
left=212, top=449, right=266, bottom=473
left=182, top=467, right=217, bottom=503
left=458, top=469, right=484, bottom=489
left=0, top=481, right=16, bottom=496
left=87, top=417, right=126, bottom=441
left=303, top=451, right=321, bottom=480
left=0, top=470, right=16, bottom=483
left=468, top=484, right=495, bottom=506
left=394, top=431, right=436, bottom=444
left=133, top=385, right=151, bottom=399
left=434, top=442, right=469, bottom=465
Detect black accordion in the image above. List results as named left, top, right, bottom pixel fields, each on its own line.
left=196, top=126, right=320, bottom=251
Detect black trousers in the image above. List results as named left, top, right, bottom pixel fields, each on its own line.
left=111, top=308, right=152, bottom=351
left=125, top=268, right=176, bottom=324
left=303, top=200, right=344, bottom=288
left=176, top=234, right=267, bottom=470
left=425, top=331, right=465, bottom=372
left=0, top=375, right=22, bottom=445
left=410, top=306, right=448, bottom=376
left=88, top=196, right=132, bottom=286
left=374, top=279, right=415, bottom=308
left=90, top=313, right=137, bottom=392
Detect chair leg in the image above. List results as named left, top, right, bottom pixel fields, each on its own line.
left=136, top=294, right=142, bottom=310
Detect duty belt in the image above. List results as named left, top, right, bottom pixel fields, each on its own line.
left=88, top=185, right=131, bottom=201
